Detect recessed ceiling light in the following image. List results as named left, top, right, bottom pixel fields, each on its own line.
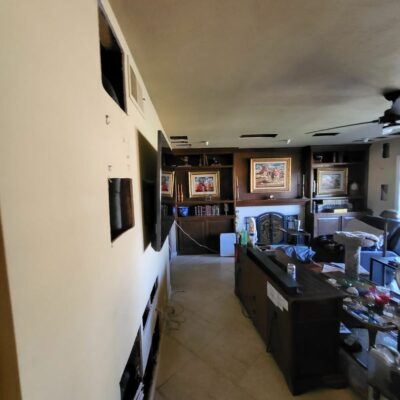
left=240, top=134, right=277, bottom=138
left=170, top=135, right=188, bottom=140
left=312, top=132, right=340, bottom=137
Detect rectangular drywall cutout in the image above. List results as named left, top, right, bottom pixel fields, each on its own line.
left=381, top=184, right=388, bottom=201
left=382, top=143, right=390, bottom=158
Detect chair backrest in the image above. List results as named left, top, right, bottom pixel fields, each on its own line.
left=395, top=268, right=400, bottom=289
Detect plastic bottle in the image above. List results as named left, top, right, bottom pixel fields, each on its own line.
left=240, top=229, right=247, bottom=246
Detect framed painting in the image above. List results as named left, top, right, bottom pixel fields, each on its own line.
left=188, top=171, right=220, bottom=198
left=161, top=171, right=175, bottom=197
left=316, top=168, right=348, bottom=196
left=250, top=158, right=291, bottom=193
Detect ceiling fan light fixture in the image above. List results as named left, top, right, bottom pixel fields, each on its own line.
left=382, top=124, right=400, bottom=135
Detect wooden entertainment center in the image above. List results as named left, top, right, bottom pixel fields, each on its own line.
left=165, top=144, right=370, bottom=254
left=235, top=245, right=344, bottom=394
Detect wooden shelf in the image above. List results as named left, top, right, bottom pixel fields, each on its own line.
left=311, top=210, right=369, bottom=216
left=312, top=195, right=364, bottom=200
left=176, top=215, right=235, bottom=220
left=236, top=198, right=310, bottom=207
left=177, top=200, right=234, bottom=205
left=312, top=162, right=363, bottom=168
left=171, top=165, right=233, bottom=171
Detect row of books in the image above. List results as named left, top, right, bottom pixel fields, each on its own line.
left=314, top=199, right=353, bottom=213
left=194, top=205, right=221, bottom=216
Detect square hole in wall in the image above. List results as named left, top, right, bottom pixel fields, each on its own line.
left=98, top=6, right=126, bottom=112
left=381, top=184, right=388, bottom=201
left=128, top=62, right=144, bottom=113
left=108, top=178, right=134, bottom=241
left=120, top=328, right=143, bottom=400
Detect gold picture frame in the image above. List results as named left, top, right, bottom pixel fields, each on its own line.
left=316, top=167, right=348, bottom=196
left=161, top=171, right=175, bottom=197
left=188, top=171, right=220, bottom=198
left=250, top=158, right=291, bottom=193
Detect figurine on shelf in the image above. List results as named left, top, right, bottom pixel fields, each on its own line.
left=314, top=154, right=323, bottom=163
left=198, top=154, right=209, bottom=166
left=180, top=156, right=190, bottom=166
left=349, top=181, right=359, bottom=195
left=223, top=203, right=229, bottom=216
left=211, top=157, right=221, bottom=166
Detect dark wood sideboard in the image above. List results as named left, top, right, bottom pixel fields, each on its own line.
left=235, top=246, right=345, bottom=395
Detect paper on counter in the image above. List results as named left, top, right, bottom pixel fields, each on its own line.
left=322, top=264, right=344, bottom=273
left=267, top=282, right=288, bottom=311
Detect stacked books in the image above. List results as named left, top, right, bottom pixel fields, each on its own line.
left=194, top=205, right=220, bottom=216
left=315, top=199, right=353, bottom=213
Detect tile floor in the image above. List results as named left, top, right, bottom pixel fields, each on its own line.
left=154, top=255, right=360, bottom=400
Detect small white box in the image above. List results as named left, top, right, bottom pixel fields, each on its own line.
left=220, top=233, right=236, bottom=256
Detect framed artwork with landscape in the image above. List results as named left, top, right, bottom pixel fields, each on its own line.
left=188, top=171, right=220, bottom=198
left=161, top=171, right=174, bottom=197
left=250, top=158, right=291, bottom=193
left=316, top=167, right=348, bottom=196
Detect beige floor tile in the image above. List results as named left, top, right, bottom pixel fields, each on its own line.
left=153, top=390, right=168, bottom=400
left=209, top=321, right=266, bottom=367
left=158, top=357, right=256, bottom=400
left=156, top=255, right=360, bottom=400
left=167, top=305, right=222, bottom=354
left=193, top=334, right=249, bottom=383
left=156, top=335, right=195, bottom=387
left=238, top=352, right=294, bottom=400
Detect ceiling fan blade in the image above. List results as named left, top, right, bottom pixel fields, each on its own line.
left=303, top=120, right=379, bottom=135
left=392, top=97, right=400, bottom=116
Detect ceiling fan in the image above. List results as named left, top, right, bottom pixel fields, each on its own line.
left=303, top=88, right=400, bottom=135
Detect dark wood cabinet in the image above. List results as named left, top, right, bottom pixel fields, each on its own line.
left=177, top=216, right=234, bottom=255
left=308, top=211, right=369, bottom=237
left=235, top=246, right=344, bottom=395
left=305, top=145, right=370, bottom=237
left=176, top=218, right=206, bottom=255
left=164, top=149, right=236, bottom=254
left=235, top=250, right=269, bottom=341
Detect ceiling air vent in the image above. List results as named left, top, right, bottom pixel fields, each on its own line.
left=240, top=134, right=277, bottom=138
left=170, top=136, right=188, bottom=141
left=312, top=132, right=340, bottom=137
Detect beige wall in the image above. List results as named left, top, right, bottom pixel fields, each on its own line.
left=368, top=138, right=400, bottom=215
left=0, top=1, right=169, bottom=399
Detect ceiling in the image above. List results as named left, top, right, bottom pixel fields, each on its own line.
left=109, top=0, right=400, bottom=148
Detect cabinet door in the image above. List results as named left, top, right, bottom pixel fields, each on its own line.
left=315, top=216, right=341, bottom=236
left=177, top=219, right=206, bottom=254
left=237, top=253, right=255, bottom=316
left=249, top=262, right=269, bottom=342
left=205, top=219, right=234, bottom=252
